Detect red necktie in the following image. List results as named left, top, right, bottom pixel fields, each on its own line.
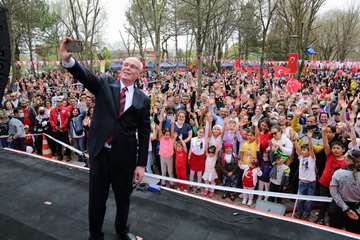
left=106, top=86, right=128, bottom=147
left=118, top=86, right=128, bottom=117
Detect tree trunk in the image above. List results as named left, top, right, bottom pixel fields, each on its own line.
left=174, top=2, right=178, bottom=59
left=216, top=44, right=223, bottom=72
left=155, top=29, right=161, bottom=73
left=196, top=44, right=202, bottom=95
left=8, top=12, right=17, bottom=84
left=245, top=43, right=249, bottom=60
left=237, top=29, right=241, bottom=58
left=259, top=30, right=266, bottom=88
left=27, top=26, right=36, bottom=77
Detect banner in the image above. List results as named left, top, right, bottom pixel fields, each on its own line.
left=287, top=53, right=298, bottom=74
left=286, top=78, right=302, bottom=93
left=275, top=66, right=289, bottom=78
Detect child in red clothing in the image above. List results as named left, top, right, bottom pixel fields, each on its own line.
left=24, top=125, right=35, bottom=153
left=317, top=126, right=348, bottom=224
left=175, top=136, right=188, bottom=191
left=242, top=158, right=262, bottom=206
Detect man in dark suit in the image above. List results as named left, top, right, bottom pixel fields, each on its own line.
left=59, top=38, right=150, bottom=240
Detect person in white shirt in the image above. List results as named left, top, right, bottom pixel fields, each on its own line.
left=270, top=125, right=293, bottom=156
left=292, top=130, right=316, bottom=220
left=188, top=127, right=206, bottom=192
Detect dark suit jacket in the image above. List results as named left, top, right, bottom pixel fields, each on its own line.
left=65, top=61, right=150, bottom=170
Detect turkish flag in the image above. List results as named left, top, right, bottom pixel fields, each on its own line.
left=286, top=78, right=302, bottom=93
left=234, top=58, right=241, bottom=70
left=275, top=66, right=289, bottom=78
left=288, top=53, right=298, bottom=74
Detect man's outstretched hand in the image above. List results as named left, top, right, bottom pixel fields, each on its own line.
left=59, top=37, right=73, bottom=63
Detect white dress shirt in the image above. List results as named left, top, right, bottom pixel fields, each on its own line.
left=62, top=57, right=134, bottom=112
left=120, top=80, right=134, bottom=112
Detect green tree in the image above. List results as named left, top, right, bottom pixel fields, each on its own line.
left=135, top=0, right=168, bottom=72
left=277, top=0, right=326, bottom=76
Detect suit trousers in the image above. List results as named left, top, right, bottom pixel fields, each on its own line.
left=89, top=147, right=134, bottom=240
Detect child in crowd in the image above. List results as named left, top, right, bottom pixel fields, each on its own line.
left=256, top=119, right=272, bottom=152
left=239, top=129, right=258, bottom=170
left=24, top=125, right=35, bottom=153
left=158, top=112, right=175, bottom=187
left=223, top=118, right=239, bottom=153
left=208, top=125, right=223, bottom=153
left=175, top=136, right=188, bottom=191
left=146, top=120, right=157, bottom=174
left=257, top=148, right=273, bottom=201
left=202, top=145, right=218, bottom=197
left=269, top=152, right=290, bottom=203
left=317, top=126, right=348, bottom=224
left=242, top=158, right=262, bottom=206
left=189, top=127, right=206, bottom=192
left=293, top=130, right=317, bottom=220
left=219, top=144, right=239, bottom=201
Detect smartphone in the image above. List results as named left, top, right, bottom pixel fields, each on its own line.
left=65, top=40, right=83, bottom=52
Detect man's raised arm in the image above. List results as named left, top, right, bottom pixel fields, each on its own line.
left=59, top=38, right=101, bottom=95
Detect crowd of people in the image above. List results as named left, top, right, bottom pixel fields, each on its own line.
left=0, top=63, right=359, bottom=234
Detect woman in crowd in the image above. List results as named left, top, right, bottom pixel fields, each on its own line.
left=68, top=107, right=86, bottom=164
left=174, top=110, right=192, bottom=149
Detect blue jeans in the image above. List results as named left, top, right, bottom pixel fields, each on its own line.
left=72, top=137, right=85, bottom=151
left=72, top=137, right=86, bottom=161
left=146, top=151, right=154, bottom=173
left=0, top=138, right=8, bottom=148
left=298, top=180, right=316, bottom=218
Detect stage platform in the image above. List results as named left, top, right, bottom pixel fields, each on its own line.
left=0, top=149, right=358, bottom=240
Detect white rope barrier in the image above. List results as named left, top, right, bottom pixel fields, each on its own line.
left=2, top=133, right=332, bottom=203
left=0, top=133, right=42, bottom=139
left=42, top=133, right=85, bottom=156
left=144, top=173, right=333, bottom=203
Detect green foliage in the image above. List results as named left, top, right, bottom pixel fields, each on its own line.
left=98, top=47, right=111, bottom=60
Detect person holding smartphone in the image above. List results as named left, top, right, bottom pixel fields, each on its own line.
left=60, top=38, right=150, bottom=240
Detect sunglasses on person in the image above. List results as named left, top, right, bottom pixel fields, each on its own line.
left=271, top=131, right=279, bottom=136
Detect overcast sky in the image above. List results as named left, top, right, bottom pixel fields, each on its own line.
left=102, top=0, right=355, bottom=50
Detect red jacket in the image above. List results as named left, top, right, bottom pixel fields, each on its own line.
left=49, top=107, right=70, bottom=132
left=64, top=105, right=74, bottom=114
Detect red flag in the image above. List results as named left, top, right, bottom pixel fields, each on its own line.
left=275, top=66, right=289, bottom=78
left=352, top=66, right=358, bottom=73
left=234, top=58, right=241, bottom=70
left=286, top=78, right=302, bottom=93
left=287, top=53, right=298, bottom=74
left=263, top=69, right=269, bottom=79
left=245, top=66, right=252, bottom=77
left=336, top=69, right=343, bottom=76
